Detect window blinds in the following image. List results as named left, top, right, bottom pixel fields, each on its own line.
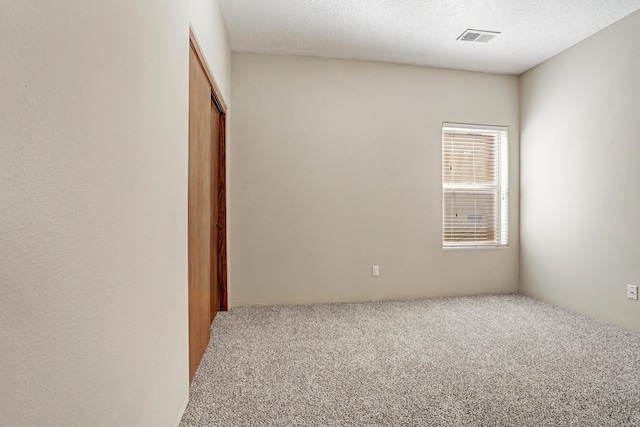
left=442, top=123, right=508, bottom=247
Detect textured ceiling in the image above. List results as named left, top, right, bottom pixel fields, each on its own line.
left=218, top=0, right=640, bottom=75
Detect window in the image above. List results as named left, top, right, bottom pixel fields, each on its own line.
left=442, top=123, right=508, bottom=248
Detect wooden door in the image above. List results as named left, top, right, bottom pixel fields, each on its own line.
left=188, top=30, right=229, bottom=382
left=188, top=45, right=212, bottom=382
left=216, top=113, right=228, bottom=311
left=209, top=101, right=220, bottom=324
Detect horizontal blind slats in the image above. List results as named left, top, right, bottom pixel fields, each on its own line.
left=442, top=123, right=508, bottom=247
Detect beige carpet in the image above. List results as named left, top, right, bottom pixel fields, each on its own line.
left=180, top=294, right=640, bottom=426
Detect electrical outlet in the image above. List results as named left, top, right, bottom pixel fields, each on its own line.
left=627, top=285, right=638, bottom=300
left=372, top=265, right=380, bottom=277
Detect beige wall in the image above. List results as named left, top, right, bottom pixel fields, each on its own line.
left=520, top=10, right=640, bottom=333
left=0, top=1, right=198, bottom=426
left=230, top=53, right=520, bottom=306
left=189, top=0, right=231, bottom=104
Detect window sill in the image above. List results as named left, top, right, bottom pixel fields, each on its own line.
left=442, top=245, right=509, bottom=250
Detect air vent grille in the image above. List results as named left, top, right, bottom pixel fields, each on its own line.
left=457, top=29, right=500, bottom=43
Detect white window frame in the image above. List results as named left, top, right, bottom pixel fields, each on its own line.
left=442, top=123, right=509, bottom=249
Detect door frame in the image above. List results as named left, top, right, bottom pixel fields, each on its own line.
left=189, top=28, right=228, bottom=312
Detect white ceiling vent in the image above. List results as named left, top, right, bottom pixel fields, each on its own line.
left=457, top=29, right=500, bottom=43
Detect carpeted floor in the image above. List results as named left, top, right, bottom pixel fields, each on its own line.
left=179, top=294, right=640, bottom=426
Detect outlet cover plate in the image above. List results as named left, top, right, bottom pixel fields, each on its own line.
left=627, top=285, right=638, bottom=300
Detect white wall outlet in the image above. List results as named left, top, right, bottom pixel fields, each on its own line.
left=627, top=285, right=638, bottom=300
left=372, top=265, right=380, bottom=277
